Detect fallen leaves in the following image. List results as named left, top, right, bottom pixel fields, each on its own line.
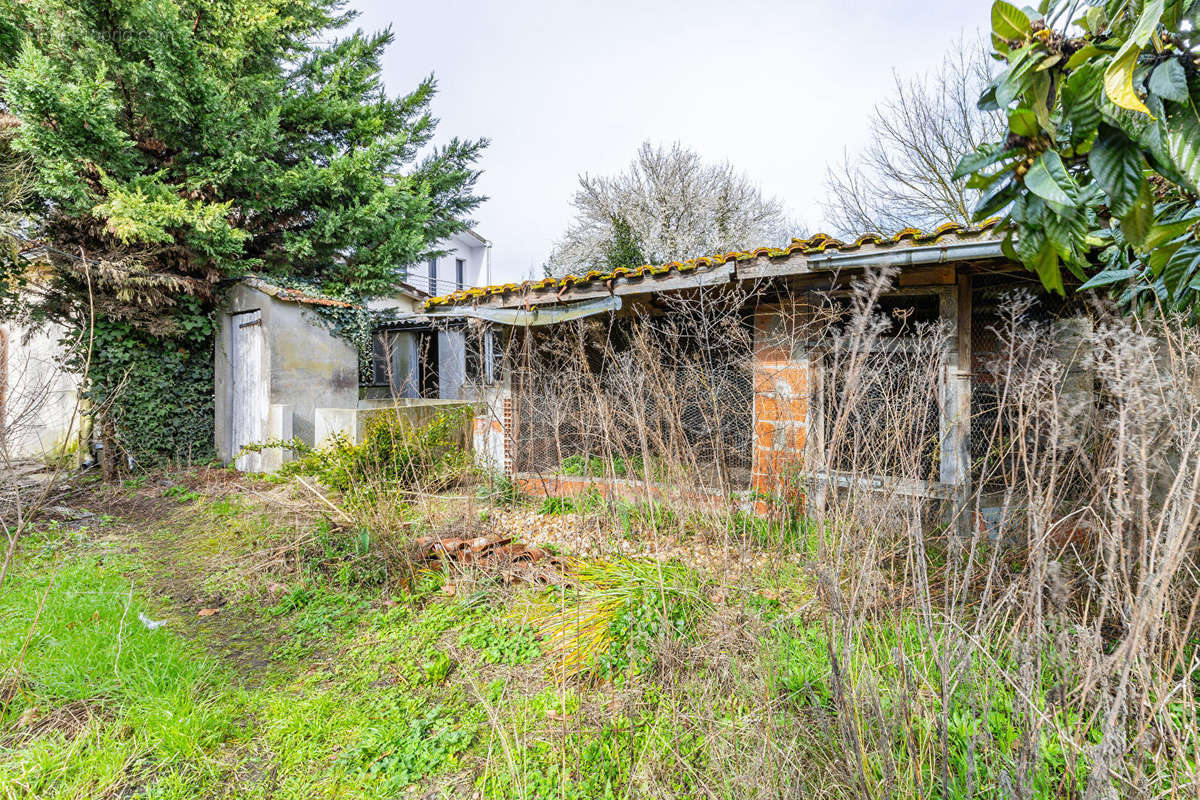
left=197, top=608, right=220, bottom=618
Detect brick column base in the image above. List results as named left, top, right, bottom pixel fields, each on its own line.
left=751, top=306, right=809, bottom=511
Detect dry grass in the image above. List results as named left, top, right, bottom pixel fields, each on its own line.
left=463, top=270, right=1200, bottom=798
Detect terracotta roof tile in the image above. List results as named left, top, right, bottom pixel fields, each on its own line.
left=425, top=219, right=1005, bottom=308
left=242, top=277, right=357, bottom=309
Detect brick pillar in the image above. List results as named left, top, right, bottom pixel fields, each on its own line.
left=470, top=390, right=515, bottom=476
left=501, top=395, right=514, bottom=476
left=751, top=305, right=809, bottom=507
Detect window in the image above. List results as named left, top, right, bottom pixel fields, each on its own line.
left=455, top=258, right=465, bottom=291
left=370, top=333, right=391, bottom=386
left=428, top=257, right=438, bottom=295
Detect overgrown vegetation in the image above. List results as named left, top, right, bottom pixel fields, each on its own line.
left=957, top=0, right=1200, bottom=311
left=279, top=408, right=475, bottom=497
left=0, top=0, right=486, bottom=473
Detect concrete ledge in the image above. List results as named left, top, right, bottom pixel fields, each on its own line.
left=514, top=472, right=748, bottom=512
left=314, top=402, right=477, bottom=448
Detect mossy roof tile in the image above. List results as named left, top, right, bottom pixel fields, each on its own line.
left=425, top=219, right=1003, bottom=308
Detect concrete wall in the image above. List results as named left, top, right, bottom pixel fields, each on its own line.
left=471, top=386, right=511, bottom=475
left=314, top=399, right=476, bottom=449
left=215, top=283, right=359, bottom=464
left=0, top=321, right=84, bottom=463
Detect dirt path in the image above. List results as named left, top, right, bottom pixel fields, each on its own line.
left=75, top=472, right=296, bottom=682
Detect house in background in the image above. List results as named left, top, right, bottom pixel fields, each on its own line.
left=405, top=228, right=492, bottom=298
left=364, top=228, right=496, bottom=403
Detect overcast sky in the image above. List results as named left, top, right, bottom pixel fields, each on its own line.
left=349, top=0, right=990, bottom=282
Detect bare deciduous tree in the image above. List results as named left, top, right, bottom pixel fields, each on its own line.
left=823, top=38, right=1005, bottom=236
left=547, top=142, right=798, bottom=277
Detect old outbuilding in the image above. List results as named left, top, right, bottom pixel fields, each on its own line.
left=424, top=220, right=1092, bottom=533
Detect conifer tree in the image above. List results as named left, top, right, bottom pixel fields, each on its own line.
left=0, top=0, right=486, bottom=469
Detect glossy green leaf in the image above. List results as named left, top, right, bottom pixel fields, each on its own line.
left=1032, top=240, right=1066, bottom=294
left=1162, top=242, right=1200, bottom=295
left=975, top=177, right=1018, bottom=218
left=1089, top=126, right=1145, bottom=216
left=1078, top=268, right=1140, bottom=289
left=1065, top=45, right=1102, bottom=70
left=996, top=44, right=1037, bottom=108
left=1148, top=58, right=1189, bottom=103
left=1008, top=108, right=1041, bottom=138
left=1036, top=53, right=1063, bottom=71
left=1030, top=70, right=1056, bottom=134
left=1063, top=64, right=1103, bottom=136
left=1148, top=240, right=1184, bottom=274
left=1023, top=152, right=1076, bottom=208
left=1120, top=181, right=1155, bottom=245
left=1144, top=216, right=1198, bottom=250
left=1001, top=231, right=1021, bottom=262
left=953, top=146, right=1021, bottom=181
left=1165, top=108, right=1200, bottom=194
left=992, top=0, right=1032, bottom=40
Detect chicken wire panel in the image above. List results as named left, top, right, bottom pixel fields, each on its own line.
left=821, top=350, right=942, bottom=479
left=512, top=381, right=592, bottom=474
left=512, top=364, right=753, bottom=490
left=969, top=291, right=1060, bottom=493
left=970, top=304, right=1009, bottom=493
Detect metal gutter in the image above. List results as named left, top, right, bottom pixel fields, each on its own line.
left=397, top=295, right=622, bottom=327
left=805, top=239, right=1005, bottom=271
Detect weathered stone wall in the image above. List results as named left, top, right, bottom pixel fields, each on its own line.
left=0, top=320, right=84, bottom=464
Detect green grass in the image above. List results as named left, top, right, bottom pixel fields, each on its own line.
left=537, top=488, right=603, bottom=516
left=16, top=480, right=1088, bottom=799
left=0, top=553, right=237, bottom=798
left=1, top=490, right=841, bottom=799
left=0, top=517, right=491, bottom=798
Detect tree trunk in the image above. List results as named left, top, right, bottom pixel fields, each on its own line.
left=99, top=412, right=121, bottom=482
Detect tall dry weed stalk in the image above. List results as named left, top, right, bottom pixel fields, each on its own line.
left=479, top=269, right=1200, bottom=798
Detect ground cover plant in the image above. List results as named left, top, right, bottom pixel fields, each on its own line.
left=3, top=274, right=1200, bottom=799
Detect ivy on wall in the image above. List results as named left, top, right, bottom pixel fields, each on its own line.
left=68, top=300, right=217, bottom=469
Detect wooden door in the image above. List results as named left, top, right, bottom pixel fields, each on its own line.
left=230, top=310, right=266, bottom=471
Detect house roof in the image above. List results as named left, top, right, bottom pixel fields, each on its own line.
left=425, top=219, right=1006, bottom=309
left=242, top=277, right=356, bottom=309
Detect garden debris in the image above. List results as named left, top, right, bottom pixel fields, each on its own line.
left=484, top=507, right=798, bottom=582
left=2, top=698, right=103, bottom=747
left=138, top=613, right=167, bottom=630
left=43, top=505, right=96, bottom=522
left=414, top=532, right=567, bottom=584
